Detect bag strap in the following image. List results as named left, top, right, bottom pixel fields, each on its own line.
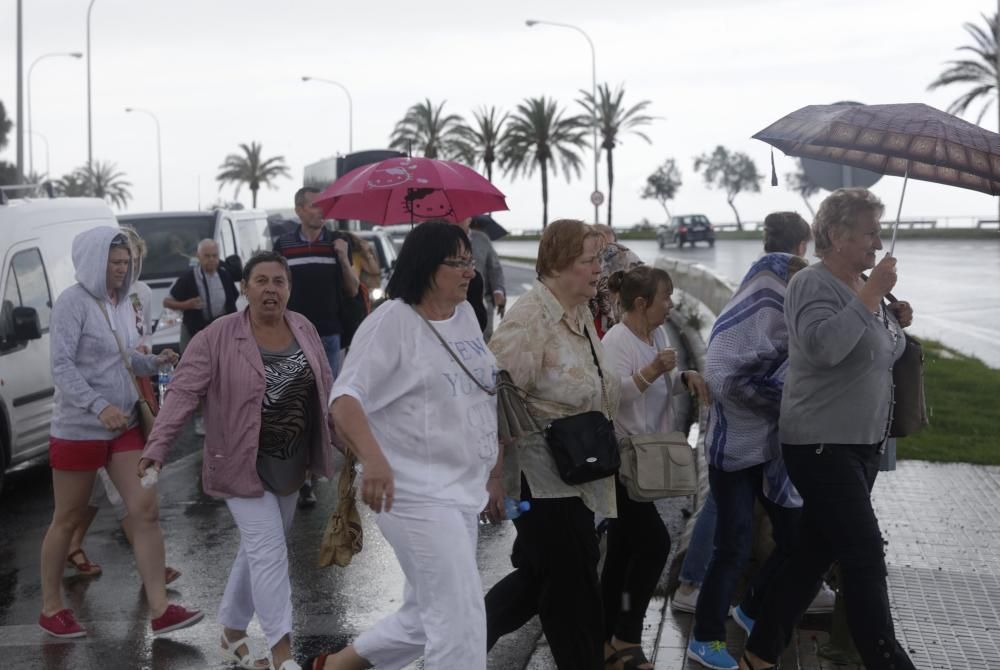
left=582, top=325, right=612, bottom=420
left=96, top=298, right=147, bottom=400
left=411, top=305, right=497, bottom=396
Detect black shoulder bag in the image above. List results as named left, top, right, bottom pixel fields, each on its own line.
left=884, top=291, right=929, bottom=438
left=543, top=327, right=620, bottom=485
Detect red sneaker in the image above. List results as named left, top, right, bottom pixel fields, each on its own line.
left=150, top=604, right=204, bottom=636
left=38, top=609, right=87, bottom=638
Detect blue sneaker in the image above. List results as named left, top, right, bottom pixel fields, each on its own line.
left=687, top=639, right=738, bottom=670
left=731, top=604, right=755, bottom=635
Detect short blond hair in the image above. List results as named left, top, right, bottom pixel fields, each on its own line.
left=536, top=219, right=604, bottom=278
left=119, top=224, right=147, bottom=258
left=813, top=188, right=884, bottom=257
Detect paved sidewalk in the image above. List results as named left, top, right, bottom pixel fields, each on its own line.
left=649, top=461, right=1000, bottom=670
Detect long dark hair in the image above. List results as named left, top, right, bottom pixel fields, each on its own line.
left=387, top=222, right=471, bottom=304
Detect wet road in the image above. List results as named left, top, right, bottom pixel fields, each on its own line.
left=0, top=263, right=569, bottom=670
left=496, top=237, right=1000, bottom=368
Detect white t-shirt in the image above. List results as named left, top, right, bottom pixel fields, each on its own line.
left=601, top=323, right=683, bottom=439
left=331, top=299, right=499, bottom=513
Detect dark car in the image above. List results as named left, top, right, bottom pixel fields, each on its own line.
left=658, top=214, right=716, bottom=249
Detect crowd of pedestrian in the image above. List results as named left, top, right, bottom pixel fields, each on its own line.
left=35, top=185, right=915, bottom=670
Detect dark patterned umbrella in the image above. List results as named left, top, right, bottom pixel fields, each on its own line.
left=753, top=102, right=1000, bottom=251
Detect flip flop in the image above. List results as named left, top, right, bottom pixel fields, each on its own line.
left=66, top=549, right=102, bottom=577
left=220, top=634, right=270, bottom=669
left=302, top=653, right=332, bottom=670
left=165, top=566, right=182, bottom=585
left=605, top=645, right=653, bottom=670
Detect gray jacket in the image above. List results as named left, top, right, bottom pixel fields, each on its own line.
left=779, top=263, right=905, bottom=446
left=470, top=229, right=505, bottom=299
left=50, top=226, right=158, bottom=440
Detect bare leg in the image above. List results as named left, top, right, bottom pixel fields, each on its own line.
left=40, top=469, right=99, bottom=615
left=106, top=450, right=167, bottom=617
left=271, top=634, right=292, bottom=669
left=68, top=505, right=100, bottom=556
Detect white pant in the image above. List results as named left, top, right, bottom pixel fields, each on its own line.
left=218, top=490, right=298, bottom=648
left=354, top=505, right=486, bottom=670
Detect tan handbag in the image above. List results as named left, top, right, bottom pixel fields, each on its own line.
left=97, top=299, right=157, bottom=439
left=318, top=449, right=363, bottom=568
left=618, top=432, right=697, bottom=501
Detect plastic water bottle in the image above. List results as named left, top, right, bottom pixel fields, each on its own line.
left=140, top=468, right=159, bottom=489
left=157, top=362, right=173, bottom=400
left=504, top=497, right=531, bottom=520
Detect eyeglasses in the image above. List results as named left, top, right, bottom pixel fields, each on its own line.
left=441, top=258, right=476, bottom=270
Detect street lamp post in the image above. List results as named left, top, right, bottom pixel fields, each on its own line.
left=125, top=107, right=163, bottom=210
left=86, top=0, right=98, bottom=170
left=301, top=76, right=354, bottom=153
left=526, top=19, right=600, bottom=224
left=27, top=52, right=83, bottom=177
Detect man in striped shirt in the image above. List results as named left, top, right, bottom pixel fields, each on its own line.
left=275, top=186, right=360, bottom=382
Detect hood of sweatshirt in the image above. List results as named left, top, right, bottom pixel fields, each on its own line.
left=72, top=226, right=134, bottom=302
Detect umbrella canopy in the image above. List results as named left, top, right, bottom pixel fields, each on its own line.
left=315, top=156, right=508, bottom=225
left=753, top=102, right=1000, bottom=196
left=470, top=214, right=508, bottom=241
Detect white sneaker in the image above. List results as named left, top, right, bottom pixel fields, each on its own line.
left=671, top=583, right=700, bottom=613
left=806, top=582, right=836, bottom=614
left=194, top=416, right=206, bottom=436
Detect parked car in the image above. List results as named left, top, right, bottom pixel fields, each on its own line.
left=658, top=214, right=716, bottom=249
left=0, top=196, right=121, bottom=494
left=119, top=208, right=271, bottom=352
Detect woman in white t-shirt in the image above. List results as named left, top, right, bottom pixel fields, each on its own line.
left=312, top=222, right=500, bottom=670
left=600, top=266, right=709, bottom=670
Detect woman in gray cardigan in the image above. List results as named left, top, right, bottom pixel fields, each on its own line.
left=740, top=188, right=915, bottom=670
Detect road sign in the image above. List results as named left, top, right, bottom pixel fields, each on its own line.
left=590, top=190, right=605, bottom=206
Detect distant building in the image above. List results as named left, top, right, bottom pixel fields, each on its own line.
left=303, top=149, right=406, bottom=190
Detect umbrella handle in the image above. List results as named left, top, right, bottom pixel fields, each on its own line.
left=888, top=164, right=909, bottom=257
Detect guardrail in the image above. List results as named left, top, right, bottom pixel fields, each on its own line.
left=976, top=219, right=1000, bottom=229
left=895, top=219, right=937, bottom=229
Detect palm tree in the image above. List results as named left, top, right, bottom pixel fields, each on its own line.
left=85, top=161, right=133, bottom=209
left=459, top=106, right=509, bottom=181
left=53, top=161, right=132, bottom=208
left=928, top=12, right=1000, bottom=125
left=500, top=96, right=589, bottom=229
left=389, top=99, right=469, bottom=160
left=216, top=142, right=291, bottom=208
left=578, top=83, right=656, bottom=226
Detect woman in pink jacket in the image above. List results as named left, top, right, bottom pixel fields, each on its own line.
left=140, top=251, right=336, bottom=670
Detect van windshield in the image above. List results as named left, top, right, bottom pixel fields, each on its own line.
left=126, top=215, right=215, bottom=281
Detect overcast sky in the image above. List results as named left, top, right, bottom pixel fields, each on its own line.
left=1, top=0, right=997, bottom=230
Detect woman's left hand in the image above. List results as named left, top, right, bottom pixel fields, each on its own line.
left=155, top=348, right=179, bottom=366
left=684, top=371, right=711, bottom=405
left=481, top=477, right=505, bottom=524
left=888, top=300, right=913, bottom=328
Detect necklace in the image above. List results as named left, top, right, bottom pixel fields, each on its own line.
left=623, top=316, right=652, bottom=345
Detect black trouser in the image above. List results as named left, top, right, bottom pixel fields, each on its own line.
left=694, top=463, right=810, bottom=641
left=485, top=482, right=604, bottom=670
left=601, top=479, right=671, bottom=643
left=746, top=444, right=915, bottom=670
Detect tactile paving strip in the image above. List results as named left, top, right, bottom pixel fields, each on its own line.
left=875, top=461, right=1000, bottom=669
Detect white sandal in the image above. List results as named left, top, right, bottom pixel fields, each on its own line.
left=220, top=633, right=270, bottom=669
left=276, top=661, right=302, bottom=670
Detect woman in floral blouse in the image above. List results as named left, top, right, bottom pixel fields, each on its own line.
left=484, top=219, right=621, bottom=670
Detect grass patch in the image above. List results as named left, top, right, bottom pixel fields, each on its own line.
left=895, top=339, right=1000, bottom=465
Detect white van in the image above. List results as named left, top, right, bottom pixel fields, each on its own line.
left=119, top=208, right=271, bottom=351
left=0, top=196, right=120, bottom=493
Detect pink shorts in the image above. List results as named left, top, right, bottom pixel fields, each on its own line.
left=49, top=426, right=145, bottom=471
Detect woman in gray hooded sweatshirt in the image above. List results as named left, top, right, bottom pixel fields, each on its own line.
left=38, top=226, right=203, bottom=639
